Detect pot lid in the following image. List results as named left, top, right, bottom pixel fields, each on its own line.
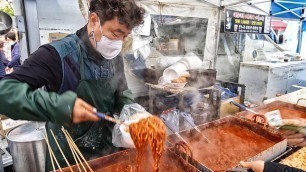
left=6, top=122, right=45, bottom=142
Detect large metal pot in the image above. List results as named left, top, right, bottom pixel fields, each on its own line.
left=0, top=11, right=12, bottom=35
left=6, top=122, right=46, bottom=172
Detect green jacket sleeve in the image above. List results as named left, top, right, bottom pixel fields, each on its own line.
left=0, top=79, right=77, bottom=126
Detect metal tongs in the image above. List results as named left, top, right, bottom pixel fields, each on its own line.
left=230, top=101, right=267, bottom=125
left=161, top=116, right=188, bottom=144
left=180, top=112, right=210, bottom=143
left=230, top=101, right=259, bottom=114
left=96, top=112, right=125, bottom=125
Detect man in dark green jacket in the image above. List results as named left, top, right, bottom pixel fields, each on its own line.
left=0, top=0, right=145, bottom=171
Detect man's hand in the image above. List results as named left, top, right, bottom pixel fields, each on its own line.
left=282, top=118, right=306, bottom=127
left=280, top=129, right=306, bottom=146
left=240, top=161, right=264, bottom=172
left=72, top=98, right=99, bottom=123
left=280, top=118, right=306, bottom=146
left=5, top=67, right=12, bottom=74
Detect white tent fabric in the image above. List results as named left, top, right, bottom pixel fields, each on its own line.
left=137, top=0, right=219, bottom=7
left=137, top=0, right=272, bottom=68
left=137, top=0, right=220, bottom=68
left=223, top=0, right=271, bottom=15
left=137, top=0, right=271, bottom=14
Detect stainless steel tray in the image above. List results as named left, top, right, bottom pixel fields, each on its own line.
left=167, top=116, right=287, bottom=172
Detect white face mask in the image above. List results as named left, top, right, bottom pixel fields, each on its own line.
left=92, top=18, right=123, bottom=59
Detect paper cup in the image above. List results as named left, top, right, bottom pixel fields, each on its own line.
left=179, top=52, right=202, bottom=69
left=163, top=62, right=188, bottom=81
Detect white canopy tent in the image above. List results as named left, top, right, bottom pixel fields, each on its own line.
left=15, top=0, right=305, bottom=98
left=136, top=0, right=272, bottom=68
left=137, top=0, right=220, bottom=68
left=137, top=0, right=272, bottom=16
left=15, top=0, right=274, bottom=68
left=223, top=0, right=271, bottom=15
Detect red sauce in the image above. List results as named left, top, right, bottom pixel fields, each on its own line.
left=243, top=106, right=306, bottom=120
left=171, top=124, right=276, bottom=171
left=94, top=149, right=194, bottom=172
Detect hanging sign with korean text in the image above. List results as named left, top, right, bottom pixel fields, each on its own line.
left=225, top=9, right=271, bottom=34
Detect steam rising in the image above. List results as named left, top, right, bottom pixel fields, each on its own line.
left=122, top=19, right=221, bottom=172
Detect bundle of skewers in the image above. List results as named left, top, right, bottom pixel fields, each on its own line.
left=43, top=112, right=123, bottom=172
left=43, top=127, right=94, bottom=172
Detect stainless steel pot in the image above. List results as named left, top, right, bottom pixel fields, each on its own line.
left=0, top=152, right=4, bottom=172
left=6, top=122, right=46, bottom=172
left=0, top=11, right=12, bottom=35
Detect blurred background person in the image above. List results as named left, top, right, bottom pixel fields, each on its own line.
left=0, top=41, right=8, bottom=79
left=5, top=32, right=20, bottom=73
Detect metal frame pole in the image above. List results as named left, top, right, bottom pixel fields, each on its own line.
left=297, top=20, right=303, bottom=53
left=224, top=0, right=251, bottom=7
left=213, top=0, right=223, bottom=69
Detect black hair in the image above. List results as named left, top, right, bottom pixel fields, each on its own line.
left=5, top=32, right=16, bottom=41
left=89, top=0, right=145, bottom=29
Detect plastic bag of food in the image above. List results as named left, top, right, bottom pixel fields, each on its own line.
left=160, top=108, right=180, bottom=134
left=112, top=103, right=151, bottom=148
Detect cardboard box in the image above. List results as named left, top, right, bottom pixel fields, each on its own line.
left=0, top=118, right=29, bottom=137
left=220, top=96, right=240, bottom=118
left=49, top=32, right=69, bottom=43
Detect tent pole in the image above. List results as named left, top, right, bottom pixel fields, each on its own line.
left=213, top=0, right=223, bottom=69
left=272, top=7, right=305, bottom=16
left=198, top=0, right=219, bottom=7
left=245, top=2, right=269, bottom=15
left=276, top=1, right=306, bottom=6
left=297, top=20, right=303, bottom=54
left=274, top=2, right=302, bottom=19
left=224, top=0, right=250, bottom=7
left=251, top=0, right=271, bottom=5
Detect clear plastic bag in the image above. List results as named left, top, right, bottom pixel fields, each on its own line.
left=160, top=108, right=196, bottom=134
left=112, top=103, right=150, bottom=148
left=160, top=108, right=180, bottom=135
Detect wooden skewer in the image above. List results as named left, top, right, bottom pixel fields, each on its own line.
left=61, top=128, right=81, bottom=172
left=69, top=139, right=86, bottom=172
left=45, top=133, right=63, bottom=172
left=50, top=145, right=63, bottom=172
left=62, top=127, right=92, bottom=171
left=50, top=130, right=73, bottom=172
left=62, top=127, right=89, bottom=172
left=44, top=132, right=63, bottom=172
left=44, top=133, right=55, bottom=172
left=70, top=141, right=86, bottom=172
left=63, top=128, right=94, bottom=172
left=62, top=128, right=88, bottom=172
left=68, top=139, right=82, bottom=172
